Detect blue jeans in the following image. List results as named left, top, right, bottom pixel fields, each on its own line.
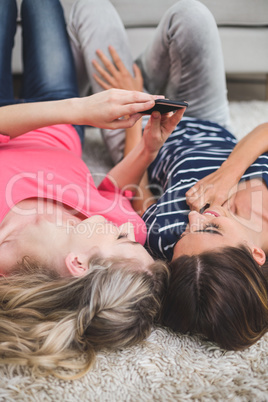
left=0, top=0, right=84, bottom=143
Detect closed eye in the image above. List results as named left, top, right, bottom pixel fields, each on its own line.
left=180, top=223, right=223, bottom=238
left=194, top=223, right=222, bottom=236
left=117, top=233, right=128, bottom=240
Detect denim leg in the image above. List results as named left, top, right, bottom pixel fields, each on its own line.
left=20, top=0, right=84, bottom=143
left=136, top=0, right=231, bottom=128
left=0, top=0, right=17, bottom=106
left=67, top=0, right=134, bottom=163
left=21, top=0, right=78, bottom=101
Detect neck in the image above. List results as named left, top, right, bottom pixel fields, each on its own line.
left=0, top=198, right=83, bottom=235
left=258, top=212, right=268, bottom=253
left=0, top=199, right=83, bottom=276
left=231, top=178, right=268, bottom=253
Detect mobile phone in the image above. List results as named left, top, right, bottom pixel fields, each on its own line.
left=142, top=99, right=188, bottom=114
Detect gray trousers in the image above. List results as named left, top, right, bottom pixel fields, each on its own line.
left=66, top=0, right=231, bottom=163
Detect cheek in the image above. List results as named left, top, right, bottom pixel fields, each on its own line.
left=141, top=250, right=154, bottom=266
left=115, top=245, right=154, bottom=266
left=172, top=238, right=190, bottom=259
left=227, top=214, right=256, bottom=235
left=0, top=241, right=24, bottom=273
left=234, top=193, right=252, bottom=219
left=172, top=234, right=230, bottom=258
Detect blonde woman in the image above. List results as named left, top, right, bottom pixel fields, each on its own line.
left=0, top=0, right=185, bottom=377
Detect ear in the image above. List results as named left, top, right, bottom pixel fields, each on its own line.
left=251, top=246, right=266, bottom=266
left=65, top=253, right=88, bottom=277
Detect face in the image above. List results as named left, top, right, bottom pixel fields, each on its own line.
left=172, top=206, right=262, bottom=261
left=68, top=215, right=154, bottom=267
left=0, top=215, right=154, bottom=276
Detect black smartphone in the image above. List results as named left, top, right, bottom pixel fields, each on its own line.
left=142, top=99, right=188, bottom=114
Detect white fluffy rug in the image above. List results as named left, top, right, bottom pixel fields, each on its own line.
left=0, top=101, right=267, bottom=401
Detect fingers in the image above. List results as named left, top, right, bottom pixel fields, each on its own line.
left=185, top=183, right=199, bottom=198
left=93, top=72, right=112, bottom=90
left=133, top=63, right=144, bottom=91
left=133, top=63, right=142, bottom=79
left=95, top=48, right=119, bottom=76
left=92, top=48, right=121, bottom=89
left=108, top=46, right=129, bottom=74
left=83, top=89, right=157, bottom=130
left=117, top=113, right=141, bottom=128
left=160, top=107, right=186, bottom=132
left=199, top=203, right=210, bottom=214
left=92, top=57, right=116, bottom=88
left=120, top=99, right=155, bottom=116
left=158, top=107, right=186, bottom=143
left=111, top=89, right=155, bottom=103
left=102, top=89, right=156, bottom=118
left=168, top=107, right=186, bottom=127
left=186, top=183, right=213, bottom=212
left=151, top=111, right=161, bottom=128
left=106, top=113, right=142, bottom=130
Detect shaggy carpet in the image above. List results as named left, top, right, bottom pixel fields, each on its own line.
left=0, top=101, right=267, bottom=401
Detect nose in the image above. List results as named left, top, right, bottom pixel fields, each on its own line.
left=86, top=215, right=107, bottom=224
left=188, top=211, right=207, bottom=232
left=118, top=222, right=135, bottom=240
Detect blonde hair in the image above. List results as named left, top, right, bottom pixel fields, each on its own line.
left=0, top=256, right=168, bottom=379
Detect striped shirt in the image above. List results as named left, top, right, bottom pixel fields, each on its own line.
left=142, top=117, right=268, bottom=261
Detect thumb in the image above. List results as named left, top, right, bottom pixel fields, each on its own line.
left=151, top=110, right=161, bottom=123
left=149, top=111, right=161, bottom=135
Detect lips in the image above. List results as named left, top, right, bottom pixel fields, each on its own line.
left=203, top=210, right=220, bottom=217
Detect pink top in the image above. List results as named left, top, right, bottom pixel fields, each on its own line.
left=0, top=125, right=147, bottom=244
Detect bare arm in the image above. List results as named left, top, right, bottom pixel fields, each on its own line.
left=0, top=89, right=156, bottom=138
left=186, top=122, right=268, bottom=211
left=122, top=119, right=157, bottom=215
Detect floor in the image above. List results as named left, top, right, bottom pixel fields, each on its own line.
left=227, top=73, right=267, bottom=101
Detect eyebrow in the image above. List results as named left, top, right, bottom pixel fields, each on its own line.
left=119, top=240, right=140, bottom=246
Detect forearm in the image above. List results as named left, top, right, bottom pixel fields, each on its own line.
left=0, top=98, right=79, bottom=138
left=123, top=118, right=157, bottom=214
left=107, top=139, right=155, bottom=191
left=222, top=123, right=268, bottom=177
left=124, top=119, right=143, bottom=156
left=131, top=172, right=156, bottom=216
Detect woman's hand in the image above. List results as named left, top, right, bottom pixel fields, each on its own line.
left=0, top=90, right=156, bottom=138
left=186, top=123, right=268, bottom=212
left=185, top=163, right=240, bottom=211
left=92, top=46, right=143, bottom=92
left=77, top=89, right=157, bottom=129
left=142, top=108, right=186, bottom=159
left=106, top=108, right=186, bottom=192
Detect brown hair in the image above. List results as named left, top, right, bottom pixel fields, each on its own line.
left=0, top=256, right=168, bottom=379
left=161, top=245, right=268, bottom=350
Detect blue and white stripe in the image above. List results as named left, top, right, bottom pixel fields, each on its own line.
left=142, top=118, right=268, bottom=261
